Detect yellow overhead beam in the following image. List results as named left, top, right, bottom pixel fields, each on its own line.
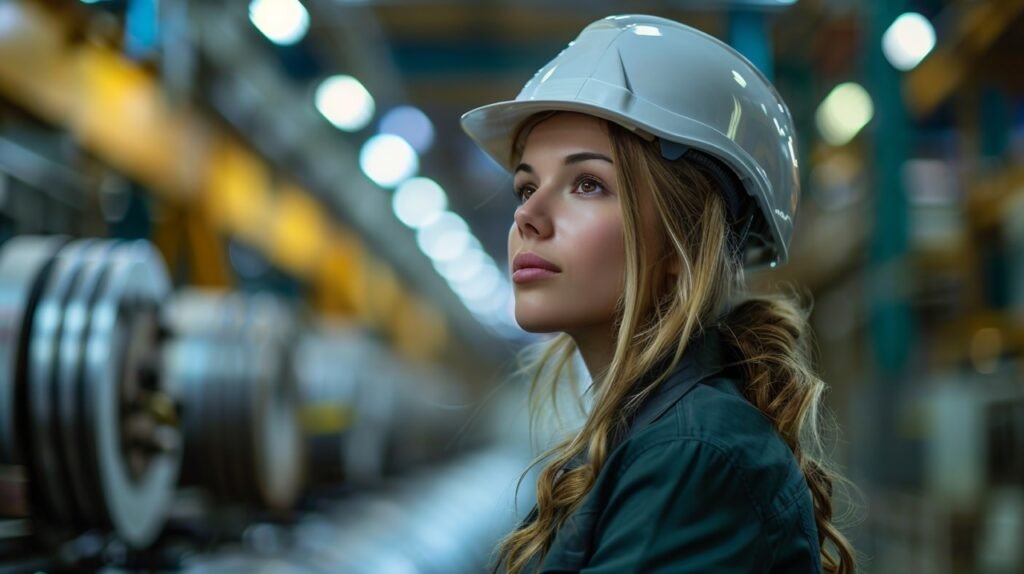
left=313, top=230, right=368, bottom=316
left=77, top=48, right=209, bottom=197
left=202, top=135, right=272, bottom=243
left=0, top=0, right=450, bottom=359
left=267, top=183, right=331, bottom=278
left=0, top=2, right=75, bottom=125
left=393, top=296, right=449, bottom=362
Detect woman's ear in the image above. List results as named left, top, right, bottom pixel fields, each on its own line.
left=666, top=253, right=682, bottom=279
left=659, top=253, right=682, bottom=293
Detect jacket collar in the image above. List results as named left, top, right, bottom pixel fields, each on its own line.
left=624, top=327, right=732, bottom=439
left=526, top=328, right=735, bottom=529
left=553, top=328, right=733, bottom=478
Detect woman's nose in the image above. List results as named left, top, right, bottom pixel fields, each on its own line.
left=513, top=197, right=554, bottom=239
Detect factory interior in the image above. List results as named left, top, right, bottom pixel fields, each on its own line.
left=0, top=0, right=1022, bottom=572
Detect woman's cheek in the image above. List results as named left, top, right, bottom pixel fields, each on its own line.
left=563, top=215, right=627, bottom=319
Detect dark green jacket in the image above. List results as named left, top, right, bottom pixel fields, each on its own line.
left=530, top=330, right=822, bottom=573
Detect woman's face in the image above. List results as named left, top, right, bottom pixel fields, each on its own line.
left=507, top=112, right=635, bottom=334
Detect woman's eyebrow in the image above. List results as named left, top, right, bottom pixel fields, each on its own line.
left=564, top=152, right=613, bottom=165
left=514, top=152, right=613, bottom=175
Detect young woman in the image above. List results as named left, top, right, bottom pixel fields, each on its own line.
left=462, top=14, right=855, bottom=574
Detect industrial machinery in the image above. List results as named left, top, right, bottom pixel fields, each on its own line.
left=0, top=236, right=181, bottom=566
left=0, top=235, right=521, bottom=572
left=165, top=289, right=305, bottom=513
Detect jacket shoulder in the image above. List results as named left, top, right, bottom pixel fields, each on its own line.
left=618, top=375, right=809, bottom=522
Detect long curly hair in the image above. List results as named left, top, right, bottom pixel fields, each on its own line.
left=492, top=114, right=857, bottom=574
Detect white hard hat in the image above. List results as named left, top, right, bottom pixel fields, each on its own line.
left=461, top=14, right=801, bottom=268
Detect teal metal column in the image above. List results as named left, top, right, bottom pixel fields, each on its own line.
left=863, top=0, right=917, bottom=496
left=979, top=86, right=1011, bottom=159
left=728, top=11, right=773, bottom=79
left=979, top=85, right=1012, bottom=309
left=868, top=1, right=914, bottom=378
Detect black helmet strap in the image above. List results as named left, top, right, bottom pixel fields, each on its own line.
left=658, top=139, right=755, bottom=261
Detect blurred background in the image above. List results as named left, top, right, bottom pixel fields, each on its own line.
left=0, top=0, right=1020, bottom=572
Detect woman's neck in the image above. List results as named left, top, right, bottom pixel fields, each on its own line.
left=570, top=324, right=617, bottom=383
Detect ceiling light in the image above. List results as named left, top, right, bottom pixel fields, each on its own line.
left=359, top=134, right=418, bottom=188
left=392, top=177, right=447, bottom=228
left=882, top=12, right=936, bottom=71
left=315, top=75, right=375, bottom=132
left=248, top=0, right=309, bottom=46
left=815, top=82, right=873, bottom=147
left=379, top=106, right=435, bottom=153
left=416, top=211, right=471, bottom=263
left=434, top=248, right=488, bottom=284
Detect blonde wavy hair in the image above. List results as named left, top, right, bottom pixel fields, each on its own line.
left=492, top=114, right=857, bottom=574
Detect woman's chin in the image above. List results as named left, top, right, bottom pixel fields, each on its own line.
left=513, top=311, right=564, bottom=334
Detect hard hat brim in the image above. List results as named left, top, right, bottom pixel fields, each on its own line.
left=461, top=99, right=658, bottom=171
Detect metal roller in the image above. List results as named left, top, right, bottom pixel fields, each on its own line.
left=0, top=236, right=67, bottom=466
left=296, top=328, right=394, bottom=487
left=296, top=332, right=359, bottom=484
left=168, top=335, right=239, bottom=497
left=81, top=240, right=180, bottom=547
left=237, top=290, right=298, bottom=344
left=346, top=360, right=394, bottom=482
left=165, top=336, right=202, bottom=488
left=181, top=338, right=302, bottom=510
left=28, top=239, right=97, bottom=527
left=56, top=241, right=117, bottom=527
left=168, top=290, right=304, bottom=511
left=297, top=326, right=473, bottom=483
left=165, top=288, right=297, bottom=345
left=221, top=340, right=251, bottom=503
left=249, top=338, right=303, bottom=511
left=0, top=236, right=181, bottom=550
left=162, top=289, right=237, bottom=337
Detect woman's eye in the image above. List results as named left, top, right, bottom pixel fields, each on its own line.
left=514, top=185, right=535, bottom=203
left=514, top=177, right=605, bottom=203
left=575, top=177, right=606, bottom=195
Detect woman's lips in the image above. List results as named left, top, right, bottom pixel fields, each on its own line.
left=512, top=267, right=560, bottom=284
left=512, top=252, right=561, bottom=284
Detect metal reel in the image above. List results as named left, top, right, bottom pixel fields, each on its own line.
left=28, top=238, right=99, bottom=528
left=296, top=333, right=360, bottom=485
left=163, top=288, right=245, bottom=340
left=295, top=329, right=394, bottom=487
left=0, top=236, right=181, bottom=549
left=248, top=338, right=304, bottom=512
left=56, top=240, right=119, bottom=528
left=166, top=336, right=215, bottom=489
left=79, top=240, right=180, bottom=547
left=167, top=335, right=237, bottom=498
left=344, top=352, right=394, bottom=483
left=0, top=236, right=67, bottom=467
left=165, top=288, right=297, bottom=345
left=169, top=291, right=304, bottom=512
